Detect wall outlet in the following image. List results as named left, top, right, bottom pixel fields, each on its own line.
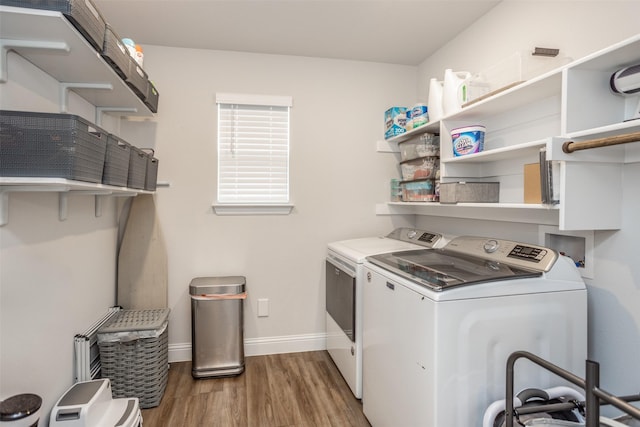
left=257, top=298, right=269, bottom=317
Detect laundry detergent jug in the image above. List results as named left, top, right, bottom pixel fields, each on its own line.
left=443, top=69, right=471, bottom=116
left=428, top=78, right=444, bottom=121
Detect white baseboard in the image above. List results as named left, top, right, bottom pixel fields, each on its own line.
left=168, top=332, right=327, bottom=363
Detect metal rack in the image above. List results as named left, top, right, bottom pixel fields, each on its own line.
left=505, top=351, right=640, bottom=427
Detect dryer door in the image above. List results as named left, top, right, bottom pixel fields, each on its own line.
left=326, top=259, right=356, bottom=341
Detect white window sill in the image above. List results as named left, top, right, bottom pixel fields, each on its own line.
left=212, top=203, right=294, bottom=215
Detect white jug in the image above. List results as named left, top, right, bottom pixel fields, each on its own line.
left=443, top=69, right=472, bottom=116
left=427, top=78, right=444, bottom=122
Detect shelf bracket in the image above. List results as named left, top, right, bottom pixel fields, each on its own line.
left=59, top=193, right=68, bottom=221
left=95, top=107, right=138, bottom=127
left=0, top=191, right=8, bottom=227
left=0, top=185, right=70, bottom=226
left=59, top=82, right=113, bottom=113
left=0, top=39, right=70, bottom=83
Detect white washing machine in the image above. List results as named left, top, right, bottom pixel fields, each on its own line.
left=362, top=236, right=588, bottom=427
left=326, top=228, right=453, bottom=399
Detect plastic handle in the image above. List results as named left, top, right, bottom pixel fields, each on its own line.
left=192, top=291, right=247, bottom=301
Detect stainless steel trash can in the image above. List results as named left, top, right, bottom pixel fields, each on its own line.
left=189, top=276, right=246, bottom=378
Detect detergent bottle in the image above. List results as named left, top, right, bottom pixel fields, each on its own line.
left=427, top=78, right=444, bottom=121
left=443, top=69, right=472, bottom=116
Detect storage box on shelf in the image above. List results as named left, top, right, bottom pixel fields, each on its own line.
left=102, top=134, right=131, bottom=187
left=124, top=55, right=148, bottom=100
left=0, top=110, right=108, bottom=183
left=400, top=179, right=436, bottom=202
left=400, top=156, right=438, bottom=181
left=394, top=132, right=441, bottom=202
left=127, top=145, right=147, bottom=190
left=101, top=23, right=130, bottom=80
left=144, top=80, right=160, bottom=114
left=439, top=182, right=499, bottom=204
left=398, top=133, right=440, bottom=161
left=142, top=149, right=158, bottom=191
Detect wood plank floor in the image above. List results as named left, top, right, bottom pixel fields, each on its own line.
left=141, top=351, right=371, bottom=427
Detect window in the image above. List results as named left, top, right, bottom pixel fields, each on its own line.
left=214, top=93, right=293, bottom=215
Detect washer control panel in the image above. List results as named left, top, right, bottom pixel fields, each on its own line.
left=445, top=236, right=558, bottom=272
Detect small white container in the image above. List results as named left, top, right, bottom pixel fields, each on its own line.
left=411, top=103, right=429, bottom=128
left=451, top=125, right=485, bottom=156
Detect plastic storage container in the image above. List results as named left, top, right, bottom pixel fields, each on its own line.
left=190, top=276, right=247, bottom=379
left=401, top=179, right=436, bottom=202
left=97, top=309, right=170, bottom=409
left=400, top=156, right=439, bottom=181
left=142, top=149, right=158, bottom=191
left=124, top=56, right=148, bottom=100
left=101, top=24, right=130, bottom=79
left=102, top=134, right=131, bottom=187
left=398, top=133, right=440, bottom=161
left=126, top=146, right=147, bottom=190
left=144, top=81, right=160, bottom=113
left=0, top=110, right=107, bottom=183
left=451, top=125, right=486, bottom=156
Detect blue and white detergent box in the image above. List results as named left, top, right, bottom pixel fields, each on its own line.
left=384, top=107, right=407, bottom=139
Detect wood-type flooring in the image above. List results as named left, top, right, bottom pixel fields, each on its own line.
left=141, top=351, right=371, bottom=427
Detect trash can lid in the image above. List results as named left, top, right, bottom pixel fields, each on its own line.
left=189, top=276, right=246, bottom=295
left=0, top=393, right=42, bottom=421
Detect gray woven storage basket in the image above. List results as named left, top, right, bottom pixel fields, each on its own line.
left=97, top=309, right=170, bottom=409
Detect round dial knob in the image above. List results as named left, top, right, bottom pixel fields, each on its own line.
left=407, top=230, right=418, bottom=239
left=483, top=239, right=499, bottom=253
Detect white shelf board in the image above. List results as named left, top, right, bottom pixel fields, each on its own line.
left=442, top=139, right=549, bottom=164
left=376, top=201, right=559, bottom=226
left=0, top=177, right=151, bottom=194
left=444, top=70, right=563, bottom=122
left=0, top=177, right=152, bottom=226
left=567, top=33, right=640, bottom=72
left=384, top=121, right=440, bottom=145
left=0, top=5, right=152, bottom=117
left=565, top=118, right=640, bottom=140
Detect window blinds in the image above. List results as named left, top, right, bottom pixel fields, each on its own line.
left=217, top=94, right=291, bottom=203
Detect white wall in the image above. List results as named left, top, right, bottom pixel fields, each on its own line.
left=415, top=1, right=640, bottom=416
left=128, top=46, right=417, bottom=360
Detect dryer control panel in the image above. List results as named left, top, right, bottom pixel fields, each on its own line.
left=386, top=228, right=444, bottom=248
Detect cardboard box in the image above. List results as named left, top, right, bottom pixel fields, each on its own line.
left=384, top=107, right=407, bottom=139
left=439, top=182, right=499, bottom=204
left=524, top=163, right=542, bottom=204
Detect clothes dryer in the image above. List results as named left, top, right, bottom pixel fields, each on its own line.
left=326, top=228, right=452, bottom=398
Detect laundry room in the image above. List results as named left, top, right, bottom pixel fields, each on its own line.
left=1, top=1, right=639, bottom=426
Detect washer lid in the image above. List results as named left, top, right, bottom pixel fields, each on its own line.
left=327, top=228, right=448, bottom=263
left=367, top=249, right=542, bottom=291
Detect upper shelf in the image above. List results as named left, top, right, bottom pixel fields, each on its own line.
left=0, top=5, right=153, bottom=117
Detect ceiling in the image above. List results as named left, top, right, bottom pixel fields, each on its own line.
left=93, top=0, right=501, bottom=66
